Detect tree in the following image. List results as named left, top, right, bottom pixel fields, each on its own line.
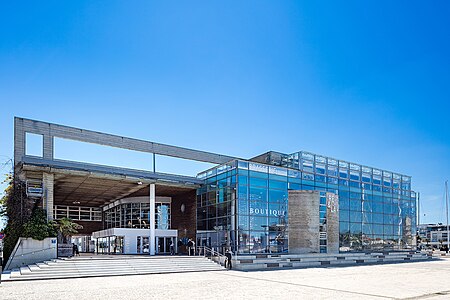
left=2, top=175, right=35, bottom=266
left=22, top=208, right=57, bottom=240
left=55, top=217, right=83, bottom=244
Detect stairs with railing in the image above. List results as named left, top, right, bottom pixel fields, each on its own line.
left=1, top=255, right=226, bottom=281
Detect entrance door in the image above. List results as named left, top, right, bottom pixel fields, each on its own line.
left=156, top=237, right=175, bottom=254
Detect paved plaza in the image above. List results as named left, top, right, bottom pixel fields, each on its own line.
left=1, top=258, right=450, bottom=299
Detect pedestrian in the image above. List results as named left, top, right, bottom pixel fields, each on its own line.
left=191, top=239, right=196, bottom=256
left=177, top=239, right=182, bottom=255
left=225, top=249, right=232, bottom=270
left=72, top=243, right=78, bottom=257
left=170, top=240, right=175, bottom=255
left=187, top=239, right=193, bottom=256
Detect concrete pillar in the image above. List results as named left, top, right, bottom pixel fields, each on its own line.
left=288, top=190, right=320, bottom=253
left=149, top=183, right=156, bottom=255
left=43, top=134, right=54, bottom=160
left=326, top=192, right=340, bottom=253
left=43, top=173, right=54, bottom=221
left=14, top=117, right=25, bottom=167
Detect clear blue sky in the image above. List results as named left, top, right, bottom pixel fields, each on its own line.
left=1, top=1, right=449, bottom=229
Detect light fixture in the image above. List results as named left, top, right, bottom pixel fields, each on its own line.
left=181, top=204, right=186, bottom=213
left=73, top=201, right=81, bottom=205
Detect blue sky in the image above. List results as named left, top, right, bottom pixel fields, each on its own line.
left=1, top=1, right=449, bottom=229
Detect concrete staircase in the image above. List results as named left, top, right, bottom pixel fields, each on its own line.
left=234, top=251, right=433, bottom=271
left=1, top=255, right=225, bottom=281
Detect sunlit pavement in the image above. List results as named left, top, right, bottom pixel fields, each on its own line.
left=1, top=258, right=450, bottom=300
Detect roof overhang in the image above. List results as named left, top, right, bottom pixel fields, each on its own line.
left=18, top=156, right=202, bottom=207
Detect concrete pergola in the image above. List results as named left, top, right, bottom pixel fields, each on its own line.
left=14, top=117, right=237, bottom=255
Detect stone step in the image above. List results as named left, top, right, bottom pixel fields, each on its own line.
left=4, top=256, right=225, bottom=281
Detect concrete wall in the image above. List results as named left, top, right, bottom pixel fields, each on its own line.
left=288, top=190, right=320, bottom=253
left=5, top=237, right=57, bottom=270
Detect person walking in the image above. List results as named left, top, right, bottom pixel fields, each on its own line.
left=170, top=240, right=175, bottom=255
left=225, top=249, right=232, bottom=270
left=177, top=239, right=182, bottom=255
left=187, top=239, right=193, bottom=256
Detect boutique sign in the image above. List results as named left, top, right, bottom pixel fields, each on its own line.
left=249, top=207, right=286, bottom=217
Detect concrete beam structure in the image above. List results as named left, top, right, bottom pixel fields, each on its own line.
left=14, top=117, right=237, bottom=167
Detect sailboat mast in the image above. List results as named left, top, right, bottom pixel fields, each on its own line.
left=446, top=180, right=449, bottom=250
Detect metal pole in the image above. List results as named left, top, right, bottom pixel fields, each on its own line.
left=446, top=180, right=449, bottom=251
left=417, top=192, right=420, bottom=227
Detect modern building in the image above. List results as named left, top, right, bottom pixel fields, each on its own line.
left=12, top=117, right=417, bottom=256
left=417, top=224, right=449, bottom=249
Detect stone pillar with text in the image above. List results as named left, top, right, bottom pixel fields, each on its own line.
left=288, top=190, right=320, bottom=253
left=326, top=192, right=339, bottom=254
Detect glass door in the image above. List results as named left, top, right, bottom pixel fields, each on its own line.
left=156, top=237, right=176, bottom=254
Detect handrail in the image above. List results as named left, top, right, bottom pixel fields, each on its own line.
left=5, top=238, right=23, bottom=270
left=5, top=238, right=56, bottom=270
left=198, top=246, right=227, bottom=267
left=14, top=247, right=56, bottom=258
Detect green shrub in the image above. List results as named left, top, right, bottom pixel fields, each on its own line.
left=23, top=208, right=57, bottom=240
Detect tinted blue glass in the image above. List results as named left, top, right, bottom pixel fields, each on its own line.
left=239, top=175, right=248, bottom=185
left=362, top=223, right=372, bottom=235
left=250, top=216, right=268, bottom=231
left=269, top=180, right=288, bottom=190
left=249, top=170, right=267, bottom=179
left=269, top=189, right=287, bottom=203
left=340, top=197, right=350, bottom=210
left=238, top=199, right=249, bottom=215
left=238, top=184, right=247, bottom=200
left=238, top=216, right=249, bottom=231
left=302, top=185, right=314, bottom=190
left=350, top=222, right=362, bottom=234
left=340, top=210, right=350, bottom=222
left=249, top=187, right=267, bottom=202
left=349, top=200, right=361, bottom=211
left=373, top=185, right=382, bottom=192
left=373, top=213, right=383, bottom=224
left=350, top=211, right=362, bottom=222
left=250, top=177, right=267, bottom=188
left=316, top=175, right=326, bottom=183
left=250, top=200, right=267, bottom=212
left=328, top=177, right=338, bottom=185
left=339, top=179, right=349, bottom=186
left=349, top=181, right=361, bottom=188
left=288, top=182, right=301, bottom=190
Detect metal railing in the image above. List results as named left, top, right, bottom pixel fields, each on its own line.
left=197, top=246, right=226, bottom=267
left=4, top=238, right=56, bottom=271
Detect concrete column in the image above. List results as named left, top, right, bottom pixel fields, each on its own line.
left=43, top=173, right=54, bottom=221
left=14, top=117, right=25, bottom=167
left=43, top=134, right=54, bottom=160
left=288, top=190, right=320, bottom=253
left=149, top=183, right=156, bottom=255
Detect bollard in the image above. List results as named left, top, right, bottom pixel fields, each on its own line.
left=0, top=257, right=2, bottom=285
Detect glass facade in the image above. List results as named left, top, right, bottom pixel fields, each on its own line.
left=197, top=151, right=417, bottom=254
left=104, top=202, right=171, bottom=230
